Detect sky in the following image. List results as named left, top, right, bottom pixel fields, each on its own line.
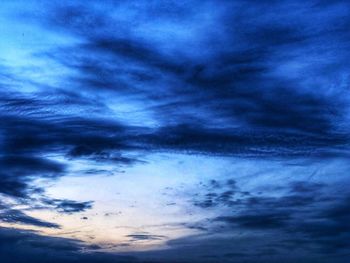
left=0, top=0, right=350, bottom=262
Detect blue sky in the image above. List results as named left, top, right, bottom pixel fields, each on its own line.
left=1, top=0, right=350, bottom=262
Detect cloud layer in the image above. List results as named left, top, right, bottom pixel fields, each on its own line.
left=1, top=0, right=350, bottom=262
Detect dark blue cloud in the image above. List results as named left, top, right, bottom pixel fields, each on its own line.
left=126, top=233, right=166, bottom=242
left=0, top=227, right=137, bottom=263
left=41, top=199, right=93, bottom=214
left=1, top=0, right=350, bottom=262
left=173, top=177, right=350, bottom=261
left=0, top=155, right=65, bottom=198
left=0, top=209, right=60, bottom=228
left=30, top=0, right=350, bottom=159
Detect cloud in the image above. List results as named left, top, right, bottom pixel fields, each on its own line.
left=0, top=155, right=65, bottom=198
left=216, top=212, right=291, bottom=229
left=0, top=209, right=60, bottom=228
left=181, top=177, right=350, bottom=259
left=31, top=0, right=350, bottom=160
left=126, top=232, right=166, bottom=242
left=42, top=199, right=93, bottom=214
left=0, top=227, right=137, bottom=263
left=0, top=89, right=141, bottom=199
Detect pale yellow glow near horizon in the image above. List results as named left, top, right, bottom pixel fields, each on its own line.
left=0, top=154, right=280, bottom=252
left=1, top=154, right=234, bottom=252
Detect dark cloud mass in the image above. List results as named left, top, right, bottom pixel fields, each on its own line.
left=0, top=155, right=65, bottom=197
left=33, top=0, right=350, bottom=159
left=0, top=208, right=60, bottom=228
left=126, top=233, right=166, bottom=242
left=1, top=0, right=350, bottom=262
left=41, top=199, right=93, bottom=213
left=0, top=227, right=137, bottom=263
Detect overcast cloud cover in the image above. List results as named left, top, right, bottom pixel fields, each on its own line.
left=0, top=0, right=350, bottom=262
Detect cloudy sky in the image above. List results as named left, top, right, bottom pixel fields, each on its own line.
left=1, top=0, right=350, bottom=262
